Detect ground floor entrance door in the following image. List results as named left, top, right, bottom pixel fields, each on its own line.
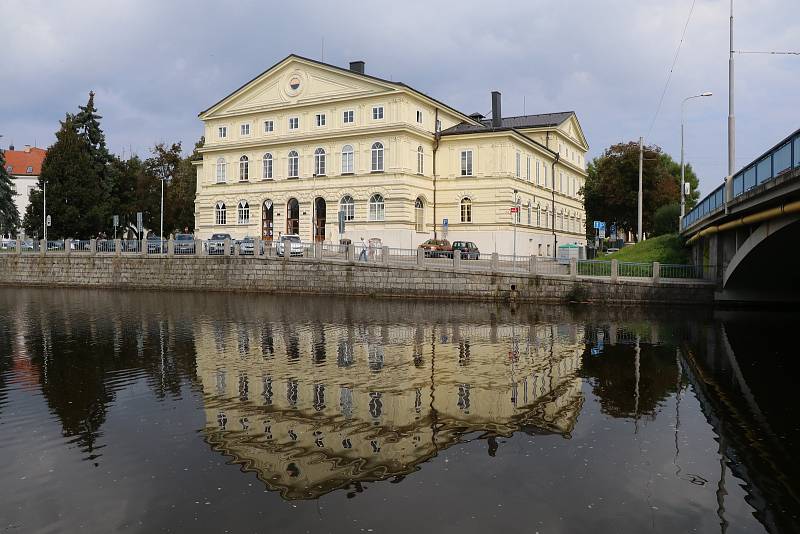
left=286, top=198, right=299, bottom=235
left=314, top=197, right=326, bottom=242
left=262, top=199, right=274, bottom=241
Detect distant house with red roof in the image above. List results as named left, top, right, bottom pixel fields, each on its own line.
left=3, top=145, right=46, bottom=234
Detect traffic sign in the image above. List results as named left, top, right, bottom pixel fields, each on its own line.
left=136, top=212, right=143, bottom=237
left=443, top=218, right=448, bottom=227
left=510, top=207, right=519, bottom=213
left=46, top=215, right=51, bottom=227
left=113, top=215, right=119, bottom=227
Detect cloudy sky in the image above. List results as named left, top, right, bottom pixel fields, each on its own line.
left=2, top=0, right=798, bottom=195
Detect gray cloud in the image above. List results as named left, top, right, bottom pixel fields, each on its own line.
left=1, top=0, right=798, bottom=195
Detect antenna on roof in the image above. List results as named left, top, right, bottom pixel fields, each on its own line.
left=321, top=37, right=324, bottom=62
left=523, top=96, right=526, bottom=115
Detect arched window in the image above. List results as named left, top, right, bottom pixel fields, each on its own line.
left=239, top=156, right=249, bottom=181
left=536, top=204, right=541, bottom=226
left=238, top=201, right=250, bottom=224
left=368, top=193, right=385, bottom=221
left=262, top=153, right=273, bottom=180
left=460, top=198, right=472, bottom=223
left=314, top=147, right=326, bottom=176
left=215, top=202, right=226, bottom=225
left=341, top=144, right=354, bottom=174
left=415, top=197, right=424, bottom=232
left=371, top=142, right=384, bottom=172
left=340, top=195, right=355, bottom=221
left=288, top=150, right=299, bottom=178
left=216, top=158, right=226, bottom=183
left=417, top=146, right=424, bottom=174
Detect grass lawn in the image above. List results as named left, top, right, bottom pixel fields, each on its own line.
left=602, top=234, right=690, bottom=264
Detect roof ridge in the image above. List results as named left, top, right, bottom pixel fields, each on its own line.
left=501, top=111, right=575, bottom=120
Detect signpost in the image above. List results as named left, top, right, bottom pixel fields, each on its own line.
left=136, top=212, right=143, bottom=239
left=46, top=215, right=51, bottom=227
left=113, top=215, right=119, bottom=239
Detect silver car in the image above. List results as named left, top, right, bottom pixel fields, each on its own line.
left=276, top=235, right=304, bottom=257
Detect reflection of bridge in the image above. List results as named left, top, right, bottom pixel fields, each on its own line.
left=194, top=321, right=585, bottom=500
left=681, top=127, right=800, bottom=303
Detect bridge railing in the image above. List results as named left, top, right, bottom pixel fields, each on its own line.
left=683, top=127, right=800, bottom=231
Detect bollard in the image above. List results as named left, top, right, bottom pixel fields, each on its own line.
left=417, top=247, right=425, bottom=266
left=168, top=239, right=175, bottom=256
left=90, top=239, right=97, bottom=256
left=40, top=239, right=46, bottom=256
left=223, top=238, right=231, bottom=256
left=65, top=239, right=72, bottom=256
left=610, top=259, right=618, bottom=282
left=382, top=246, right=390, bottom=265
left=529, top=255, right=538, bottom=274
left=490, top=252, right=499, bottom=271
left=652, top=262, right=660, bottom=284
left=569, top=258, right=577, bottom=280
left=346, top=243, right=355, bottom=262
left=114, top=239, right=122, bottom=257
left=453, top=249, right=461, bottom=268
left=254, top=238, right=262, bottom=258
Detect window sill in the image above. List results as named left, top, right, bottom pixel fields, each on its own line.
left=287, top=177, right=299, bottom=180
left=370, top=170, right=384, bottom=174
left=261, top=178, right=274, bottom=182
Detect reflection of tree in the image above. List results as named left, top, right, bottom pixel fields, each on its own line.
left=579, top=341, right=678, bottom=420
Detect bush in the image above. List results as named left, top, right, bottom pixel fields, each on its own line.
left=652, top=203, right=680, bottom=236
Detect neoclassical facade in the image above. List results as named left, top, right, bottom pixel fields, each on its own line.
left=194, top=55, right=588, bottom=255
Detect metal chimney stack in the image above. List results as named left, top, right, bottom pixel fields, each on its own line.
left=491, top=91, right=502, bottom=128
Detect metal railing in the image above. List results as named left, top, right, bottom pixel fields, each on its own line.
left=683, top=127, right=800, bottom=230
left=1, top=237, right=710, bottom=282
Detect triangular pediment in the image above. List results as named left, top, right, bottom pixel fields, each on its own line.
left=557, top=114, right=588, bottom=150
left=200, top=56, right=398, bottom=118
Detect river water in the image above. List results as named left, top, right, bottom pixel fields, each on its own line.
left=0, top=288, right=797, bottom=533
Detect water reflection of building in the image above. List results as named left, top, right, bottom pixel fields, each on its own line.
left=195, top=321, right=585, bottom=500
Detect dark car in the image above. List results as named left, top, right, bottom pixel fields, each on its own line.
left=208, top=233, right=233, bottom=255
left=146, top=235, right=167, bottom=254
left=418, top=239, right=453, bottom=258
left=452, top=241, right=480, bottom=260
left=174, top=233, right=195, bottom=254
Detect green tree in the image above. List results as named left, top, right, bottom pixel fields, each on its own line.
left=659, top=153, right=700, bottom=209
left=23, top=117, right=110, bottom=238
left=108, top=155, right=146, bottom=237
left=74, top=91, right=111, bottom=171
left=0, top=149, right=20, bottom=236
left=652, top=202, right=680, bottom=236
left=582, top=142, right=684, bottom=240
left=168, top=136, right=202, bottom=233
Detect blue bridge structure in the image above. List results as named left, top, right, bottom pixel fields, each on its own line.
left=681, top=127, right=800, bottom=303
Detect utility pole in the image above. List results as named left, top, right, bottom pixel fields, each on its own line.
left=728, top=0, right=735, bottom=177
left=637, top=137, right=643, bottom=242
left=43, top=179, right=47, bottom=243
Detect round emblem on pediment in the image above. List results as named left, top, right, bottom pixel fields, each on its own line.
left=283, top=70, right=306, bottom=98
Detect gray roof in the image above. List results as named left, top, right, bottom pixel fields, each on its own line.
left=441, top=111, right=574, bottom=135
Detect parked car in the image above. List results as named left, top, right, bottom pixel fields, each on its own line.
left=174, top=233, right=195, bottom=254
left=452, top=241, right=480, bottom=260
left=418, top=239, right=453, bottom=258
left=21, top=239, right=35, bottom=251
left=276, top=234, right=304, bottom=257
left=208, top=233, right=233, bottom=255
left=0, top=238, right=14, bottom=250
left=238, top=236, right=260, bottom=256
left=146, top=235, right=166, bottom=254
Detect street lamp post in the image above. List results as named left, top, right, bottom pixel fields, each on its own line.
left=159, top=163, right=169, bottom=249
left=680, top=92, right=713, bottom=223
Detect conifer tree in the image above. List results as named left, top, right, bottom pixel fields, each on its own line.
left=0, top=149, right=21, bottom=235
left=74, top=91, right=111, bottom=169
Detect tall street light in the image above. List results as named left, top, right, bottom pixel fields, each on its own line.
left=159, top=163, right=170, bottom=247
left=681, top=92, right=713, bottom=222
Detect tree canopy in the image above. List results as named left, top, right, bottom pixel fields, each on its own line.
left=582, top=141, right=700, bottom=239
left=0, top=149, right=21, bottom=235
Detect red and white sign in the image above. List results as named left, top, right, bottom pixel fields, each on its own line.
left=510, top=207, right=519, bottom=213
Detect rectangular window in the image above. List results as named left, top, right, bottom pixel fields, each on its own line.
left=218, top=126, right=227, bottom=139
left=526, top=156, right=531, bottom=181
left=315, top=113, right=326, bottom=127
left=372, top=106, right=384, bottom=120
left=416, top=110, right=423, bottom=123
left=460, top=150, right=473, bottom=176
left=536, top=161, right=540, bottom=185
left=515, top=152, right=521, bottom=178
left=342, top=150, right=354, bottom=174
left=343, top=110, right=354, bottom=124
left=263, top=120, right=274, bottom=133
left=289, top=117, right=299, bottom=130
left=240, top=123, right=250, bottom=136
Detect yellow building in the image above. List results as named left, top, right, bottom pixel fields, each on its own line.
left=194, top=318, right=585, bottom=499
left=194, top=55, right=588, bottom=256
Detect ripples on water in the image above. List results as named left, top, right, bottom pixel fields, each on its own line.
left=0, top=288, right=797, bottom=533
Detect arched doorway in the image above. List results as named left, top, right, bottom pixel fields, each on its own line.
left=262, top=199, right=274, bottom=241
left=314, top=197, right=326, bottom=242
left=286, top=198, right=299, bottom=235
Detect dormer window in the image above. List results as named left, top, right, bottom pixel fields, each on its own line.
left=416, top=110, right=423, bottom=123
left=343, top=110, right=354, bottom=124
left=264, top=120, right=274, bottom=133
left=26, top=166, right=33, bottom=174
left=315, top=113, right=326, bottom=127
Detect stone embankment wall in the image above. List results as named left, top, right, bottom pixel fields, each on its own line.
left=0, top=255, right=714, bottom=305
